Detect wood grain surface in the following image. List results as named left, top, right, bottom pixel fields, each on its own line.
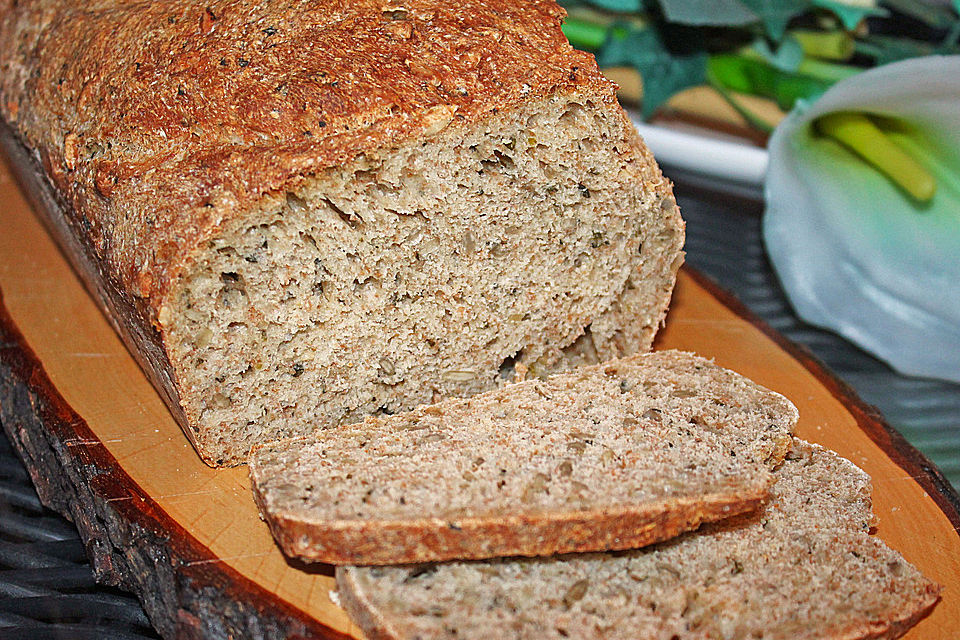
left=0, top=155, right=957, bottom=638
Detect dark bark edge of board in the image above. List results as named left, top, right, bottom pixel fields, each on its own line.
left=0, top=291, right=351, bottom=640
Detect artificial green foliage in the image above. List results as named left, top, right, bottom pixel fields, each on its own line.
left=811, top=0, right=886, bottom=31
left=738, top=0, right=811, bottom=41
left=597, top=22, right=707, bottom=117
left=657, top=0, right=757, bottom=26
left=882, top=0, right=956, bottom=29
left=581, top=0, right=646, bottom=12
left=562, top=17, right=614, bottom=50
left=942, top=1, right=960, bottom=50
left=707, top=54, right=830, bottom=109
left=856, top=35, right=939, bottom=66
left=561, top=0, right=960, bottom=125
left=751, top=35, right=805, bottom=71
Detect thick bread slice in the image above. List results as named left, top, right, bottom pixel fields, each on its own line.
left=0, top=1, right=683, bottom=466
left=249, top=350, right=797, bottom=564
left=336, top=440, right=941, bottom=640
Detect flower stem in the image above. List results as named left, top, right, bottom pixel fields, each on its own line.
left=562, top=17, right=610, bottom=51
left=814, top=112, right=936, bottom=202
left=795, top=57, right=861, bottom=83
left=737, top=45, right=860, bottom=83
left=790, top=29, right=855, bottom=61
left=706, top=78, right=776, bottom=134
left=707, top=54, right=833, bottom=110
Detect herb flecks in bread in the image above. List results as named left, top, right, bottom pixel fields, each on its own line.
left=0, top=1, right=684, bottom=465
left=168, top=93, right=682, bottom=466
left=249, top=351, right=798, bottom=564
left=337, top=440, right=940, bottom=640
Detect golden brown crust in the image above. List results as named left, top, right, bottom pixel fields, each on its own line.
left=0, top=0, right=616, bottom=321
left=252, top=484, right=769, bottom=565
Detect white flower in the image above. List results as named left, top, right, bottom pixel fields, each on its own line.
left=763, top=55, right=960, bottom=382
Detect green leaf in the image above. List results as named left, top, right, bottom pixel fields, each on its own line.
left=751, top=35, right=805, bottom=71
left=562, top=17, right=613, bottom=50
left=811, top=0, right=886, bottom=30
left=739, top=0, right=812, bottom=41
left=598, top=22, right=708, bottom=118
left=942, top=1, right=960, bottom=49
left=580, top=0, right=646, bottom=12
left=856, top=34, right=938, bottom=66
left=658, top=0, right=758, bottom=26
left=881, top=0, right=956, bottom=29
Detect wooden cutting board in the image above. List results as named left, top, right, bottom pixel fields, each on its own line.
left=0, top=155, right=957, bottom=639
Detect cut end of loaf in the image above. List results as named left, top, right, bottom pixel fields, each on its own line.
left=162, top=90, right=683, bottom=465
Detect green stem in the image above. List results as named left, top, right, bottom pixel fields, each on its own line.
left=708, top=54, right=834, bottom=110
left=738, top=45, right=860, bottom=83
left=562, top=17, right=609, bottom=51
left=790, top=29, right=855, bottom=61
left=796, top=56, right=861, bottom=83
left=815, top=112, right=936, bottom=202
left=706, top=77, right=776, bottom=134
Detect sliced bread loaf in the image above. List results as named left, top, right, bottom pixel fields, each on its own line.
left=336, top=440, right=940, bottom=640
left=0, top=1, right=683, bottom=466
left=249, top=350, right=798, bottom=564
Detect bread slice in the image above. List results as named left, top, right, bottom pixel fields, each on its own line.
left=249, top=350, right=798, bottom=564
left=336, top=440, right=940, bottom=640
left=0, top=1, right=683, bottom=466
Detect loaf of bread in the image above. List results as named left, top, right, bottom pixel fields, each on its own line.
left=249, top=350, right=798, bottom=564
left=0, top=1, right=683, bottom=465
left=337, top=440, right=941, bottom=639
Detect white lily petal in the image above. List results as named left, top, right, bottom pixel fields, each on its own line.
left=763, top=55, right=960, bottom=382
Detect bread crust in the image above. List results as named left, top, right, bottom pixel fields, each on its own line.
left=337, top=567, right=405, bottom=640
left=829, top=587, right=941, bottom=640
left=252, top=484, right=769, bottom=565
left=0, top=120, right=195, bottom=446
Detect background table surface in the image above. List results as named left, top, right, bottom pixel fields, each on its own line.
left=1, top=171, right=957, bottom=638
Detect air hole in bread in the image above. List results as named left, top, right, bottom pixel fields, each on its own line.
left=498, top=350, right=523, bottom=380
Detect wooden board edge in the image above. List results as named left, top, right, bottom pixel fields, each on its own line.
left=2, top=261, right=958, bottom=639
left=0, top=290, right=350, bottom=640
left=679, top=266, right=960, bottom=532
left=0, top=121, right=202, bottom=462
